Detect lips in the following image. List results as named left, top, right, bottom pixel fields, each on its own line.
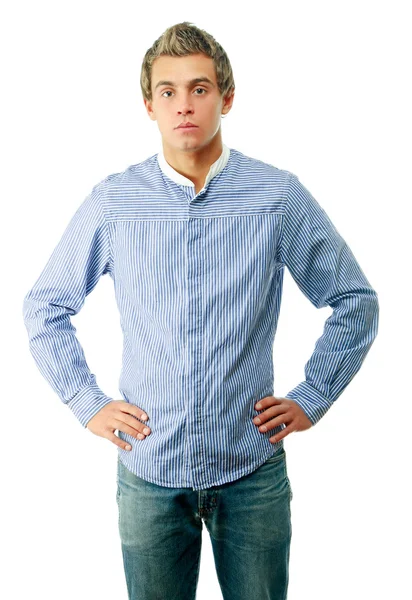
left=176, top=122, right=198, bottom=128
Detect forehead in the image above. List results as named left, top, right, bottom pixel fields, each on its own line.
left=151, top=53, right=216, bottom=85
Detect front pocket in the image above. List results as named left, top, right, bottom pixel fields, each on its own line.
left=265, top=448, right=286, bottom=464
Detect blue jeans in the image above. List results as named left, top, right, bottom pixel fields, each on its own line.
left=116, top=446, right=293, bottom=599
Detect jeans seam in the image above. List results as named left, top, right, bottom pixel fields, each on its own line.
left=188, top=542, right=202, bottom=600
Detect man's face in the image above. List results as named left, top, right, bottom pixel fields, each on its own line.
left=145, top=53, right=233, bottom=153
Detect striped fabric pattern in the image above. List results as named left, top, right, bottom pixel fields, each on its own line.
left=22, top=145, right=379, bottom=490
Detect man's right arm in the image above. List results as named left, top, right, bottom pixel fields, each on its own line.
left=22, top=181, right=114, bottom=428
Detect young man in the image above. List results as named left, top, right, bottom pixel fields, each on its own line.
left=22, top=21, right=379, bottom=600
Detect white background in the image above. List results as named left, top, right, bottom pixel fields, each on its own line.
left=2, top=1, right=410, bottom=598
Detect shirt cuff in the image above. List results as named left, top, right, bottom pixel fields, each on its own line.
left=284, top=381, right=334, bottom=426
left=66, top=383, right=114, bottom=428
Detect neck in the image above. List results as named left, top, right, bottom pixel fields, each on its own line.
left=161, top=132, right=223, bottom=188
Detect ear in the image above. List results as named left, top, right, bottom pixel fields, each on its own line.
left=144, top=98, right=156, bottom=121
left=222, top=87, right=235, bottom=116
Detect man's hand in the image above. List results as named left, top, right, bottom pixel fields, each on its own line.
left=86, top=400, right=151, bottom=451
left=253, top=396, right=313, bottom=443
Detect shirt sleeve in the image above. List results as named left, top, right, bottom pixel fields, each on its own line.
left=22, top=181, right=114, bottom=428
left=279, top=172, right=379, bottom=426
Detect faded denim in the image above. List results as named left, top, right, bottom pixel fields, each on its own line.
left=116, top=446, right=293, bottom=599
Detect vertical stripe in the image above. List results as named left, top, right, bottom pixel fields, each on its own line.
left=22, top=147, right=379, bottom=490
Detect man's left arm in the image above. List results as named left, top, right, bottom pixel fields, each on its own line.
left=278, top=171, right=379, bottom=427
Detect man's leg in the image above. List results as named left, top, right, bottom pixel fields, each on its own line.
left=204, top=447, right=293, bottom=600
left=116, top=457, right=203, bottom=600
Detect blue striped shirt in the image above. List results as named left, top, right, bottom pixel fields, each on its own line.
left=22, top=144, right=379, bottom=490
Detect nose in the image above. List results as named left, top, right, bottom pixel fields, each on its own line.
left=177, top=95, right=194, bottom=116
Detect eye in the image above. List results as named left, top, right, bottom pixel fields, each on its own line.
left=161, top=88, right=207, bottom=98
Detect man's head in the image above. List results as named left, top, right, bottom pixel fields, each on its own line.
left=141, top=22, right=235, bottom=155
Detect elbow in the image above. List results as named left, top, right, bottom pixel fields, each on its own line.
left=22, top=288, right=39, bottom=320
left=22, top=290, right=45, bottom=331
left=22, top=290, right=32, bottom=325
left=361, top=287, right=379, bottom=346
left=370, top=289, right=379, bottom=341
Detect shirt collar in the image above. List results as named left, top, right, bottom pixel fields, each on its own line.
left=157, top=143, right=231, bottom=188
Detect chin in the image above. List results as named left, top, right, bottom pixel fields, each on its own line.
left=178, top=140, right=204, bottom=151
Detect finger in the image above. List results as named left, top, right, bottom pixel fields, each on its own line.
left=270, top=396, right=284, bottom=404
left=255, top=405, right=284, bottom=424
left=117, top=402, right=149, bottom=421
left=255, top=396, right=282, bottom=410
left=257, top=415, right=284, bottom=432
left=119, top=414, right=151, bottom=436
left=112, top=418, right=150, bottom=439
left=108, top=431, right=133, bottom=451
left=269, top=423, right=295, bottom=444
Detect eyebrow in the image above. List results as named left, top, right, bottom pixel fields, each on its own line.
left=154, top=77, right=215, bottom=91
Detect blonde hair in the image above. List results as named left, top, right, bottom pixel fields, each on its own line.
left=140, top=21, right=235, bottom=103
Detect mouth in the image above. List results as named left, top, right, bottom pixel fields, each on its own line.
left=176, top=123, right=198, bottom=129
